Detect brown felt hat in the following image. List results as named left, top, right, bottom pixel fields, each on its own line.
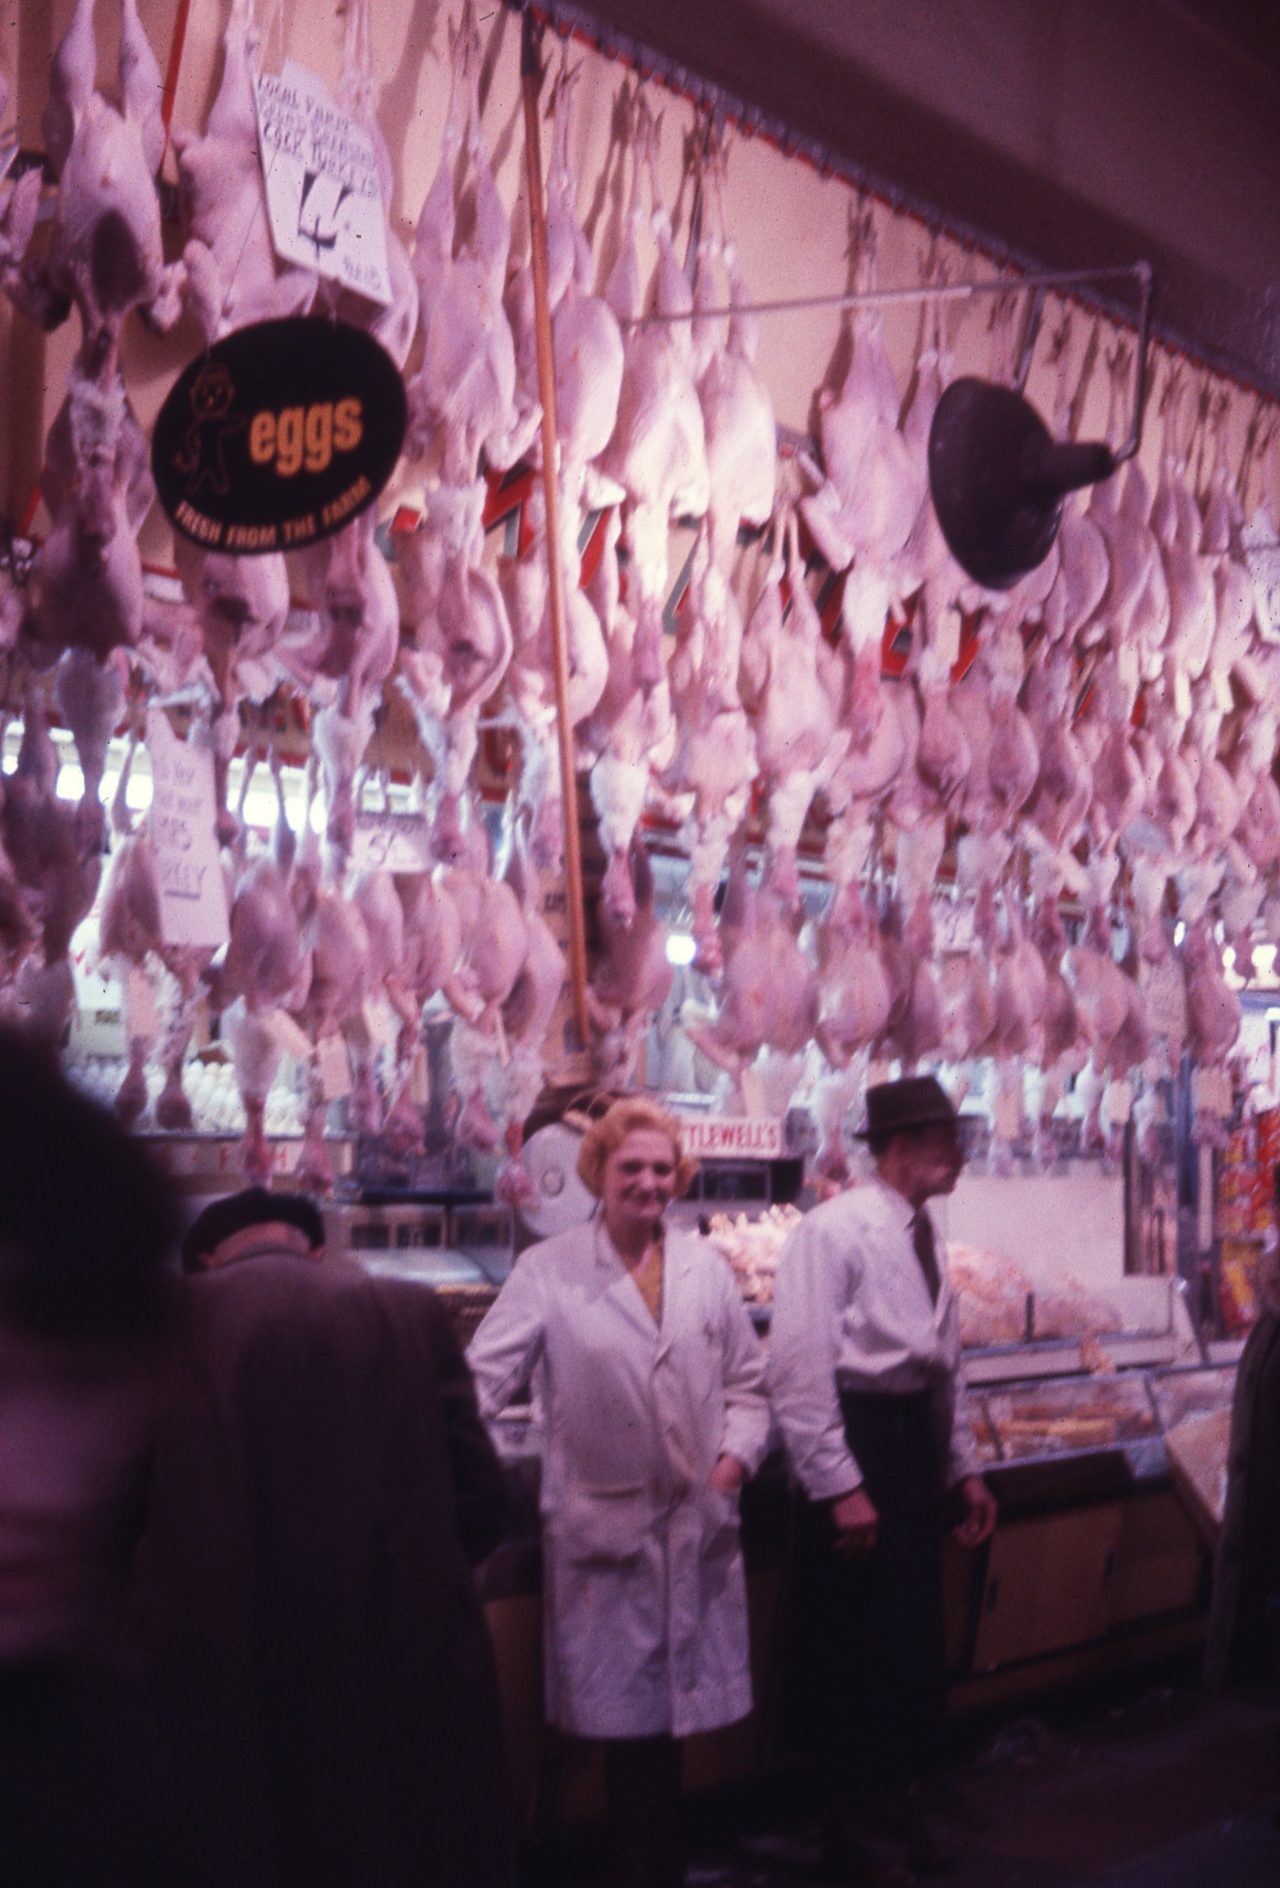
left=856, top=1076, right=961, bottom=1141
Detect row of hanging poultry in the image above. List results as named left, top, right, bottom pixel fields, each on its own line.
left=0, top=0, right=1278, bottom=1197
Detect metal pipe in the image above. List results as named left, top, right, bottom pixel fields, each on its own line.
left=623, top=259, right=1154, bottom=463
left=520, top=12, right=592, bottom=1052
left=1112, top=262, right=1154, bottom=465
left=618, top=259, right=1151, bottom=327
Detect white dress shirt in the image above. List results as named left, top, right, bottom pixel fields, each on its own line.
left=767, top=1177, right=980, bottom=1502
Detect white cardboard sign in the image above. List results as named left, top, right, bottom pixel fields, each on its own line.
left=147, top=712, right=230, bottom=949
left=350, top=810, right=433, bottom=874
left=254, top=60, right=392, bottom=307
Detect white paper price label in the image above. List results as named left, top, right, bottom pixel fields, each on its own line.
left=147, top=711, right=230, bottom=949
left=935, top=610, right=961, bottom=673
left=1171, top=665, right=1192, bottom=722
left=254, top=61, right=392, bottom=306
left=1143, top=960, right=1188, bottom=1044
left=317, top=1031, right=352, bottom=1100
left=124, top=968, right=159, bottom=1039
left=739, top=1064, right=767, bottom=1118
left=362, top=995, right=399, bottom=1046
left=351, top=811, right=433, bottom=874
left=1192, top=1068, right=1233, bottom=1117
left=266, top=1008, right=313, bottom=1062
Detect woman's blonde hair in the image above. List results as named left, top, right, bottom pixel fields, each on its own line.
left=576, top=1097, right=699, bottom=1199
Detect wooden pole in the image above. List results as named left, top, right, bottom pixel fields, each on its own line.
left=520, top=13, right=591, bottom=1050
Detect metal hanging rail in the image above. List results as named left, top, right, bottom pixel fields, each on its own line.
left=619, top=261, right=1151, bottom=328
left=626, top=261, right=1155, bottom=467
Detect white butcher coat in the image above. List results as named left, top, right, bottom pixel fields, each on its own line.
left=467, top=1218, right=771, bottom=1739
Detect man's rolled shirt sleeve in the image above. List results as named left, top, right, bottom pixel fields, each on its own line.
left=767, top=1215, right=863, bottom=1501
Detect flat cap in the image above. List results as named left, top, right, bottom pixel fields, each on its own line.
left=181, top=1186, right=325, bottom=1272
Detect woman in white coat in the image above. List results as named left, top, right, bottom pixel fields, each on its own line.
left=468, top=1096, right=771, bottom=1888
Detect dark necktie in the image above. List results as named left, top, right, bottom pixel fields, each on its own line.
left=911, top=1209, right=941, bottom=1305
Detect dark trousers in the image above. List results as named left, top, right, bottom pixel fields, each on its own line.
left=603, top=1733, right=684, bottom=1888
left=0, top=1656, right=186, bottom=1887
left=788, top=1389, right=949, bottom=1809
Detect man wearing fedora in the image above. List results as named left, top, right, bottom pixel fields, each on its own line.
left=769, top=1076, right=998, bottom=1884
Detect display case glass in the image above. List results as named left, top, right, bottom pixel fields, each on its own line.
left=1147, top=1364, right=1237, bottom=1430
left=959, top=1395, right=1001, bottom=1467
left=984, top=1373, right=1160, bottom=1461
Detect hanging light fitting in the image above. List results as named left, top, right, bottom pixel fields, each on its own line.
left=626, top=260, right=1154, bottom=591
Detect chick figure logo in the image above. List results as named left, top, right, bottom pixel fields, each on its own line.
left=172, top=362, right=247, bottom=500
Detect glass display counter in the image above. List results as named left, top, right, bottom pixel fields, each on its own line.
left=981, top=1373, right=1159, bottom=1463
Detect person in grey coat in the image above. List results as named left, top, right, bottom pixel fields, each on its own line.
left=179, top=1182, right=511, bottom=1569
left=0, top=1020, right=514, bottom=1888
left=142, top=1247, right=516, bottom=1887
left=1205, top=1195, right=1280, bottom=1694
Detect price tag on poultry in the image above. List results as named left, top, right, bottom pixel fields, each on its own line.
left=934, top=611, right=962, bottom=674
left=739, top=1065, right=768, bottom=1118
left=1192, top=1068, right=1233, bottom=1117
left=254, top=61, right=392, bottom=306
left=125, top=968, right=159, bottom=1040
left=265, top=1008, right=314, bottom=1063
left=1171, top=665, right=1192, bottom=721
left=317, top=1031, right=353, bottom=1100
left=147, top=712, right=230, bottom=950
left=351, top=811, right=433, bottom=874
left=362, top=995, right=398, bottom=1047
left=1143, top=959, right=1188, bottom=1044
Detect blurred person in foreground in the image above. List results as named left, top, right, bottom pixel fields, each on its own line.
left=467, top=1096, right=771, bottom=1888
left=0, top=1027, right=515, bottom=1886
left=768, top=1076, right=998, bottom=1886
left=0, top=1026, right=183, bottom=1884
left=1205, top=1170, right=1280, bottom=1696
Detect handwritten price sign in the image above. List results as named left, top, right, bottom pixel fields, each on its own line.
left=147, top=711, right=229, bottom=949
left=255, top=60, right=392, bottom=307
left=351, top=810, right=433, bottom=875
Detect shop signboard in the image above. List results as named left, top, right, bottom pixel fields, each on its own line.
left=152, top=316, right=406, bottom=554
left=681, top=1115, right=784, bottom=1161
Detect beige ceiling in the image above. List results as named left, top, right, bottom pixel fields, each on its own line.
left=541, top=0, right=1280, bottom=398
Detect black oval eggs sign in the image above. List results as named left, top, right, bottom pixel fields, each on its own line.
left=152, top=317, right=407, bottom=554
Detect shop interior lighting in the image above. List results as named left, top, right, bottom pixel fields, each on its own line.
left=665, top=932, right=697, bottom=967
left=4, top=727, right=328, bottom=835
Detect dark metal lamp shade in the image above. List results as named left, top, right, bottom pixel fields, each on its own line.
left=928, top=377, right=1117, bottom=590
